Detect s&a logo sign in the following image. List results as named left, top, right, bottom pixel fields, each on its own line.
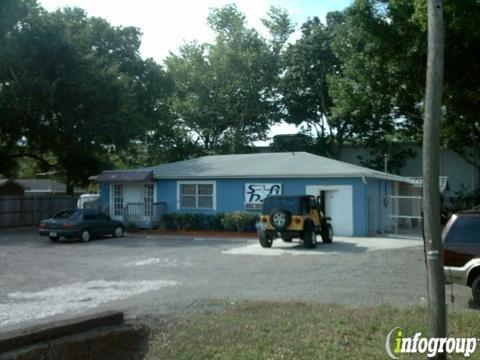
left=244, top=183, right=281, bottom=210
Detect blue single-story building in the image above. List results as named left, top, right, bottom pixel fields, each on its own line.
left=92, top=152, right=409, bottom=236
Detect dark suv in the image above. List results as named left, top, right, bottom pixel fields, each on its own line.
left=443, top=210, right=480, bottom=305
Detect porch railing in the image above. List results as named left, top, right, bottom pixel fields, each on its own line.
left=389, top=195, right=422, bottom=236
left=123, top=202, right=167, bottom=229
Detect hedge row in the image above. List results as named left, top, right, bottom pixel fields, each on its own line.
left=162, top=212, right=259, bottom=233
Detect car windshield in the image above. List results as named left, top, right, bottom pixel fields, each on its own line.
left=445, top=216, right=480, bottom=244
left=263, top=197, right=301, bottom=214
left=53, top=210, right=82, bottom=220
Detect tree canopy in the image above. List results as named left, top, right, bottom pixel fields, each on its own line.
left=0, top=1, right=177, bottom=191
left=166, top=5, right=292, bottom=154
left=1, top=0, right=479, bottom=188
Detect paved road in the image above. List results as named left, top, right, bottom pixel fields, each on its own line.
left=0, top=228, right=474, bottom=330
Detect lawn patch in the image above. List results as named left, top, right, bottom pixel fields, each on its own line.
left=143, top=301, right=480, bottom=359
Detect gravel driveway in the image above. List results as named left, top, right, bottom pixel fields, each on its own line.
left=0, top=228, right=473, bottom=330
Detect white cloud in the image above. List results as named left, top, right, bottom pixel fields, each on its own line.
left=39, top=0, right=275, bottom=63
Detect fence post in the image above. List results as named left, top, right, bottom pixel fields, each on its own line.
left=33, top=196, right=37, bottom=226
left=20, top=196, right=24, bottom=227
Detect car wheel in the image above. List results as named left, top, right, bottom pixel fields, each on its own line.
left=259, top=231, right=273, bottom=248
left=472, top=276, right=480, bottom=306
left=303, top=227, right=317, bottom=249
left=282, top=235, right=293, bottom=243
left=49, top=236, right=59, bottom=242
left=113, top=226, right=124, bottom=238
left=81, top=229, right=91, bottom=242
left=321, top=223, right=333, bottom=244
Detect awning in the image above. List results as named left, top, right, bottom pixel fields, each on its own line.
left=93, top=170, right=154, bottom=183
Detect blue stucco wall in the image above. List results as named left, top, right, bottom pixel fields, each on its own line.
left=366, top=179, right=393, bottom=235
left=156, top=177, right=369, bottom=236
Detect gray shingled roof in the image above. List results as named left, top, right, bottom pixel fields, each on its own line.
left=137, top=152, right=408, bottom=182
left=95, top=170, right=154, bottom=183
left=0, top=179, right=25, bottom=188
left=16, top=179, right=66, bottom=192
left=15, top=179, right=85, bottom=193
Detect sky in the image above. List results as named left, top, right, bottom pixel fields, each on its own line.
left=38, top=0, right=352, bottom=144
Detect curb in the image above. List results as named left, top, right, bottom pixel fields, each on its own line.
left=0, top=311, right=124, bottom=353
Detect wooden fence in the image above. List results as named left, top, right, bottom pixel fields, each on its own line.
left=0, top=195, right=78, bottom=228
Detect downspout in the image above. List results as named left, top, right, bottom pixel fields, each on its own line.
left=363, top=176, right=368, bottom=236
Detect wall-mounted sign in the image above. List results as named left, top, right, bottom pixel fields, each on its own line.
left=245, top=183, right=282, bottom=210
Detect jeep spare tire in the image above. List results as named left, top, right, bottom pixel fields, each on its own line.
left=269, top=209, right=292, bottom=230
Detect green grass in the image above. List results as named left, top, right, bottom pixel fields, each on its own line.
left=144, top=301, right=480, bottom=359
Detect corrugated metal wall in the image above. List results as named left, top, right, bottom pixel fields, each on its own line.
left=340, top=145, right=479, bottom=197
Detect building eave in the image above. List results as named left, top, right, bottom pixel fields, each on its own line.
left=152, top=173, right=409, bottom=182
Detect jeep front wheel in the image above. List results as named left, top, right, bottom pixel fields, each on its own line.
left=303, top=228, right=317, bottom=249
left=259, top=231, right=273, bottom=248
left=321, top=223, right=333, bottom=244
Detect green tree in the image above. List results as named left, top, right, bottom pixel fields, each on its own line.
left=280, top=17, right=343, bottom=157
left=437, top=0, right=480, bottom=169
left=0, top=3, right=178, bottom=191
left=326, top=0, right=426, bottom=169
left=323, top=0, right=480, bottom=171
left=166, top=5, right=292, bottom=153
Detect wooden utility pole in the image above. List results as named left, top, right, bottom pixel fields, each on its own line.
left=423, top=0, right=446, bottom=355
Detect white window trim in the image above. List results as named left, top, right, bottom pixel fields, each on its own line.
left=109, top=183, right=157, bottom=218
left=177, top=180, right=216, bottom=210
left=110, top=183, right=124, bottom=217
left=143, top=183, right=157, bottom=203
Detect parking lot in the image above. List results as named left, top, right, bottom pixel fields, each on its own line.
left=0, top=228, right=474, bottom=330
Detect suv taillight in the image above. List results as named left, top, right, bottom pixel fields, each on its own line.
left=443, top=248, right=451, bottom=266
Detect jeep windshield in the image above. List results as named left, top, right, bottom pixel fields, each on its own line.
left=263, top=196, right=301, bottom=214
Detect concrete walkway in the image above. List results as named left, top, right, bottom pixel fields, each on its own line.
left=222, top=236, right=423, bottom=256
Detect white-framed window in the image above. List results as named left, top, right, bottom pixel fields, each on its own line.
left=114, top=184, right=123, bottom=216
left=144, top=183, right=154, bottom=216
left=177, top=181, right=216, bottom=210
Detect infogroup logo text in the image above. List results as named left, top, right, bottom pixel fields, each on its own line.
left=385, top=327, right=477, bottom=359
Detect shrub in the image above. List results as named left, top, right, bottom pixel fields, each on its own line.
left=162, top=212, right=226, bottom=231
left=221, top=211, right=258, bottom=233
left=450, top=185, right=480, bottom=213
left=207, top=213, right=225, bottom=231
left=124, top=223, right=138, bottom=232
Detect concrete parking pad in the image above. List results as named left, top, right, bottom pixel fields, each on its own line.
left=222, top=236, right=423, bottom=256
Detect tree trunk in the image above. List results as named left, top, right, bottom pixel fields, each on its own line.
left=66, top=175, right=74, bottom=195
left=423, top=0, right=446, bottom=357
